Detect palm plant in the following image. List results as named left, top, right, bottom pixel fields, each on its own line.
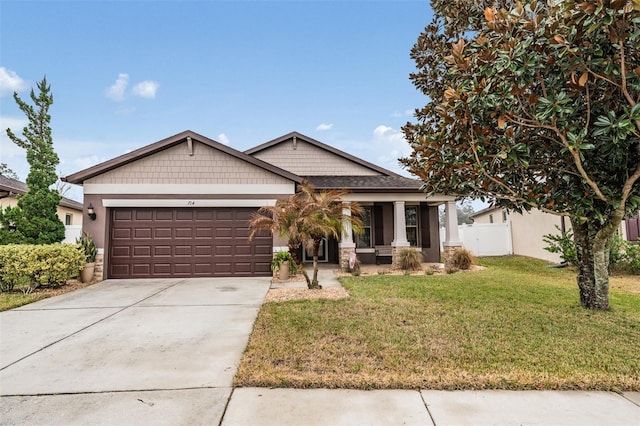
left=249, top=181, right=363, bottom=289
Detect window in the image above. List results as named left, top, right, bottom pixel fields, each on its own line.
left=356, top=206, right=372, bottom=248
left=502, top=210, right=508, bottom=222
left=65, top=214, right=72, bottom=226
left=489, top=214, right=494, bottom=224
left=405, top=206, right=418, bottom=247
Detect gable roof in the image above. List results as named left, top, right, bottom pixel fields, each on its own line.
left=0, top=175, right=84, bottom=211
left=63, top=130, right=303, bottom=185
left=244, top=131, right=404, bottom=178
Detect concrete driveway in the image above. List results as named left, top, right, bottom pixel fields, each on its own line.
left=0, top=277, right=271, bottom=425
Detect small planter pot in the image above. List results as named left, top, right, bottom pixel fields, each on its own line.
left=81, top=262, right=96, bottom=283
left=279, top=262, right=290, bottom=280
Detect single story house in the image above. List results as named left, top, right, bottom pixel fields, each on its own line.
left=63, top=130, right=460, bottom=280
left=0, top=175, right=83, bottom=242
left=471, top=206, right=639, bottom=263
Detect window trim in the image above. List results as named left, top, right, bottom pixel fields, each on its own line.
left=405, top=205, right=419, bottom=247
left=356, top=206, right=373, bottom=248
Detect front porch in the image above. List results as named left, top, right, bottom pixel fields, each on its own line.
left=280, top=197, right=462, bottom=269
left=338, top=198, right=461, bottom=268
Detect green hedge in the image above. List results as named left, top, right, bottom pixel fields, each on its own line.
left=0, top=244, right=84, bottom=291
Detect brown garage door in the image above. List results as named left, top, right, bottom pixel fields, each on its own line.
left=109, top=207, right=272, bottom=279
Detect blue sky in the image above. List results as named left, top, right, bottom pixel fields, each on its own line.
left=1, top=0, right=434, bottom=202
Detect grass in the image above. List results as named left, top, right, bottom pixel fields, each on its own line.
left=0, top=280, right=94, bottom=312
left=234, top=256, right=640, bottom=391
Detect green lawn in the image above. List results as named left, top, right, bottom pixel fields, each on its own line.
left=235, top=256, right=640, bottom=391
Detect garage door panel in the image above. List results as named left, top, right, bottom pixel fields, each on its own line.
left=111, top=246, right=131, bottom=257
left=175, top=228, right=192, bottom=238
left=135, top=210, right=153, bottom=221
left=155, top=228, right=172, bottom=238
left=109, top=207, right=272, bottom=278
left=235, top=245, right=252, bottom=255
left=175, top=245, right=192, bottom=256
left=216, top=227, right=232, bottom=237
left=133, top=246, right=151, bottom=257
left=134, top=228, right=152, bottom=239
left=176, top=210, right=194, bottom=221
left=112, top=229, right=131, bottom=240
left=132, top=264, right=152, bottom=275
left=196, top=227, right=213, bottom=238
left=154, top=246, right=172, bottom=257
left=156, top=210, right=174, bottom=221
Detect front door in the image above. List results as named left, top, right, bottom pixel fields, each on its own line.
left=303, top=238, right=328, bottom=263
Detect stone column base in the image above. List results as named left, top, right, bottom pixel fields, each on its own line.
left=391, top=245, right=415, bottom=269
left=442, top=243, right=463, bottom=268
left=339, top=246, right=356, bottom=270
left=94, top=253, right=104, bottom=282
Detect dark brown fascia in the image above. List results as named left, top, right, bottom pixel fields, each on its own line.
left=244, top=131, right=405, bottom=178
left=62, top=130, right=303, bottom=185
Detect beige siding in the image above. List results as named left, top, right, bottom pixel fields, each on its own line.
left=508, top=209, right=565, bottom=263
left=57, top=205, right=83, bottom=226
left=85, top=141, right=292, bottom=185
left=0, top=196, right=18, bottom=210
left=252, top=139, right=381, bottom=176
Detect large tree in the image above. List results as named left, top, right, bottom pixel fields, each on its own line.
left=249, top=181, right=362, bottom=289
left=402, top=0, right=640, bottom=309
left=0, top=77, right=65, bottom=244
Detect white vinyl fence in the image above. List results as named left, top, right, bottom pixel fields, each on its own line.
left=440, top=223, right=513, bottom=257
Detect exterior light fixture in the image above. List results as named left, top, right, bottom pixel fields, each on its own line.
left=87, top=203, right=97, bottom=221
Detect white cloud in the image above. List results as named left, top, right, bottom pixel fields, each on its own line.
left=316, top=123, right=333, bottom=131
left=0, top=68, right=28, bottom=98
left=372, top=125, right=412, bottom=175
left=132, top=80, right=159, bottom=99
left=0, top=117, right=29, bottom=164
left=217, top=133, right=230, bottom=145
left=105, top=73, right=129, bottom=101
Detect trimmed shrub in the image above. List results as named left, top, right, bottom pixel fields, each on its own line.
left=450, top=247, right=474, bottom=270
left=398, top=248, right=423, bottom=271
left=0, top=244, right=84, bottom=291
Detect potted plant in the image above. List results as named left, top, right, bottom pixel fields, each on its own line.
left=271, top=250, right=296, bottom=280
left=77, top=231, right=98, bottom=283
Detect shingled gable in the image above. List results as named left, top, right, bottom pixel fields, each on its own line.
left=63, top=130, right=302, bottom=185
left=245, top=131, right=422, bottom=192
left=244, top=131, right=404, bottom=178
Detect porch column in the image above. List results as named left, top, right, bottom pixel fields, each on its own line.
left=391, top=201, right=410, bottom=268
left=391, top=201, right=410, bottom=247
left=443, top=200, right=463, bottom=265
left=339, top=203, right=356, bottom=269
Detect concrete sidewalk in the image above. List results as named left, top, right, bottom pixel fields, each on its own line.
left=221, top=388, right=640, bottom=426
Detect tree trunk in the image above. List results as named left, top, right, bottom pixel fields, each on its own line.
left=310, top=239, right=322, bottom=289
left=571, top=217, right=612, bottom=310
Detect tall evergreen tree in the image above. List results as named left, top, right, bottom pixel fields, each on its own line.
left=0, top=77, right=65, bottom=244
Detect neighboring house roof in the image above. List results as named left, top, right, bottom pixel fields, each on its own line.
left=245, top=131, right=403, bottom=178
left=470, top=205, right=501, bottom=218
left=63, top=130, right=303, bottom=185
left=305, top=175, right=423, bottom=193
left=0, top=175, right=83, bottom=211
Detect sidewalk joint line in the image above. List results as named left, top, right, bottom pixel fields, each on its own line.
left=218, top=386, right=237, bottom=426
left=420, top=390, right=438, bottom=426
